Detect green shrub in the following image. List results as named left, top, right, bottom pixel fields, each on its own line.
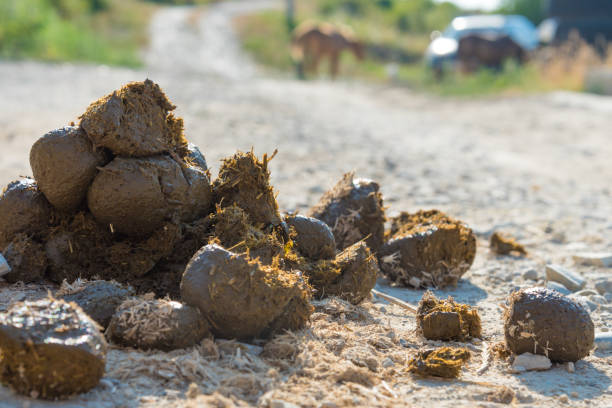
left=0, top=0, right=147, bottom=66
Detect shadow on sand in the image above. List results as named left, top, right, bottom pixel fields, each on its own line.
left=374, top=276, right=489, bottom=307
left=515, top=360, right=611, bottom=400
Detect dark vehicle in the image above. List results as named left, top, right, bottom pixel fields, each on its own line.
left=425, top=15, right=539, bottom=73
left=539, top=0, right=612, bottom=48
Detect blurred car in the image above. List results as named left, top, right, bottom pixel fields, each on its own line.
left=425, top=15, right=539, bottom=73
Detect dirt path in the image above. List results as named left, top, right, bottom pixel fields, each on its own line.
left=0, top=1, right=611, bottom=407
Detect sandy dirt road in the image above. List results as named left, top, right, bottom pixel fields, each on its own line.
left=0, top=0, right=611, bottom=406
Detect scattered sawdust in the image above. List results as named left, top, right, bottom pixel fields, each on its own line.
left=486, top=385, right=515, bottom=404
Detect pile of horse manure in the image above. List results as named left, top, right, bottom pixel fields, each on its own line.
left=181, top=244, right=312, bottom=340
left=378, top=210, right=476, bottom=288
left=308, top=172, right=385, bottom=252
left=56, top=279, right=135, bottom=328
left=0, top=80, right=213, bottom=297
left=490, top=231, right=527, bottom=256
left=0, top=298, right=107, bottom=399
left=107, top=295, right=209, bottom=351
left=504, top=287, right=594, bottom=362
left=0, top=80, right=390, bottom=399
left=407, top=347, right=471, bottom=378
left=285, top=214, right=336, bottom=260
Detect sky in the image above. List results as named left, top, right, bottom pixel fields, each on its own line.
left=437, top=0, right=503, bottom=11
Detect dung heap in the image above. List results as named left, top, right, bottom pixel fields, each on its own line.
left=378, top=210, right=476, bottom=288
left=0, top=80, right=214, bottom=296
left=0, top=298, right=107, bottom=399
left=416, top=291, right=481, bottom=341
left=0, top=80, right=384, bottom=353
left=504, top=287, right=594, bottom=362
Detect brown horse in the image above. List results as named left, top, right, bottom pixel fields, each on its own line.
left=457, top=34, right=527, bottom=73
left=291, top=21, right=365, bottom=79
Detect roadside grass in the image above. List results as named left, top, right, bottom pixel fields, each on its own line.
left=0, top=0, right=156, bottom=67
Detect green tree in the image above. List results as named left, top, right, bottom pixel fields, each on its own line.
left=497, top=0, right=546, bottom=24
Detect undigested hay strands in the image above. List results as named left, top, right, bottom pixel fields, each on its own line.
left=504, top=287, right=594, bottom=362
left=490, top=231, right=527, bottom=256
left=213, top=150, right=281, bottom=228
left=379, top=210, right=476, bottom=289
left=308, top=172, right=385, bottom=252
left=79, top=79, right=188, bottom=157
left=180, top=244, right=313, bottom=340
left=407, top=347, right=471, bottom=378
left=0, top=178, right=52, bottom=249
left=0, top=298, right=107, bottom=399
left=29, top=126, right=108, bottom=212
left=416, top=291, right=482, bottom=341
left=107, top=295, right=209, bottom=351
left=212, top=204, right=285, bottom=266
left=296, top=241, right=378, bottom=305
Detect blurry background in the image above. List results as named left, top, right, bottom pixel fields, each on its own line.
left=3, top=0, right=612, bottom=95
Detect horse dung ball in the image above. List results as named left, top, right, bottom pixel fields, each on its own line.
left=57, top=280, right=135, bottom=329
left=180, top=244, right=312, bottom=340
left=308, top=172, right=385, bottom=252
left=300, top=241, right=378, bottom=304
left=285, top=214, right=336, bottom=260
left=504, top=287, right=594, bottom=362
left=30, top=126, right=107, bottom=212
left=87, top=155, right=211, bottom=236
left=107, top=296, right=209, bottom=351
left=79, top=79, right=187, bottom=157
left=1, top=234, right=48, bottom=283
left=379, top=210, right=476, bottom=288
left=416, top=291, right=481, bottom=341
left=0, top=179, right=52, bottom=248
left=0, top=298, right=107, bottom=399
